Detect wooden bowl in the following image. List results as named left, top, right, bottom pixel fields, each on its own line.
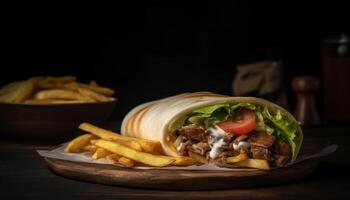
left=0, top=100, right=117, bottom=141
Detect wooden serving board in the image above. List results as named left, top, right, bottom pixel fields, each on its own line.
left=45, top=158, right=319, bottom=190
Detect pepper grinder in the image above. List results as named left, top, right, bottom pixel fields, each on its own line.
left=292, top=76, right=320, bottom=127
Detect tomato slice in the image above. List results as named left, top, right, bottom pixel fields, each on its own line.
left=217, top=109, right=256, bottom=135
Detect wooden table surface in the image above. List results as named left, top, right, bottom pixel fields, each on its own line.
left=1, top=125, right=349, bottom=200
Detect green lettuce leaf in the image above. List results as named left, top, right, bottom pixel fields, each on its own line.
left=188, top=103, right=230, bottom=126
left=192, top=103, right=231, bottom=114
left=187, top=102, right=256, bottom=128
left=254, top=110, right=274, bottom=135
left=231, top=102, right=256, bottom=111
left=262, top=106, right=299, bottom=159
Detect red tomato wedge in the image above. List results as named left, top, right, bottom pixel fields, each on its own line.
left=217, top=109, right=256, bottom=135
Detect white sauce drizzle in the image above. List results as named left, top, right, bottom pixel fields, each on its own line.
left=233, top=141, right=250, bottom=151
left=209, top=138, right=226, bottom=159
left=207, top=125, right=226, bottom=138
left=207, top=125, right=227, bottom=159
left=176, top=142, right=184, bottom=151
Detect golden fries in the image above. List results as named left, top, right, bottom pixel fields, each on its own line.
left=69, top=123, right=196, bottom=168
left=0, top=81, right=23, bottom=95
left=81, top=145, right=98, bottom=153
left=116, top=140, right=143, bottom=152
left=77, top=87, right=115, bottom=102
left=92, top=148, right=112, bottom=160
left=29, top=77, right=62, bottom=89
left=0, top=76, right=116, bottom=104
left=188, top=151, right=208, bottom=164
left=89, top=80, right=99, bottom=86
left=226, top=153, right=249, bottom=164
left=79, top=123, right=161, bottom=153
left=94, top=139, right=175, bottom=167
left=76, top=82, right=114, bottom=96
left=46, top=76, right=77, bottom=83
left=64, top=82, right=114, bottom=96
left=170, top=156, right=197, bottom=166
left=24, top=99, right=87, bottom=104
left=118, top=157, right=135, bottom=167
left=234, top=159, right=270, bottom=170
left=0, top=81, right=34, bottom=103
left=65, top=134, right=96, bottom=153
left=34, top=89, right=95, bottom=102
left=106, top=154, right=121, bottom=164
left=60, top=82, right=79, bottom=91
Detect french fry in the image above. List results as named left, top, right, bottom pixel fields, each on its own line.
left=0, top=81, right=22, bottom=95
left=65, top=134, right=95, bottom=153
left=171, top=156, right=197, bottom=166
left=79, top=123, right=161, bottom=153
left=92, top=148, right=112, bottom=160
left=90, top=139, right=98, bottom=145
left=76, top=82, right=114, bottom=96
left=94, top=139, right=175, bottom=167
left=188, top=151, right=208, bottom=164
left=234, top=159, right=270, bottom=170
left=90, top=138, right=142, bottom=151
left=30, top=76, right=76, bottom=89
left=77, top=87, right=115, bottom=102
left=106, top=154, right=121, bottom=164
left=63, top=82, right=114, bottom=96
left=156, top=155, right=197, bottom=166
left=34, top=89, right=95, bottom=102
left=81, top=145, right=98, bottom=153
left=116, top=140, right=143, bottom=151
left=29, top=77, right=62, bottom=89
left=118, top=157, right=135, bottom=167
left=0, top=81, right=34, bottom=103
left=24, top=99, right=87, bottom=104
left=46, top=76, right=77, bottom=83
left=62, top=82, right=79, bottom=91
left=0, top=91, right=16, bottom=103
left=89, top=80, right=99, bottom=86
left=14, top=81, right=34, bottom=103
left=226, top=153, right=249, bottom=164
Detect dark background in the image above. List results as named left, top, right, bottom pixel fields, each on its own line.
left=2, top=1, right=349, bottom=120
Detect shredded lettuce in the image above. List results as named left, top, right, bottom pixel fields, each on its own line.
left=192, top=103, right=231, bottom=115
left=231, top=102, right=256, bottom=111
left=261, top=106, right=299, bottom=159
left=187, top=102, right=256, bottom=127
left=188, top=103, right=230, bottom=126
left=254, top=110, right=274, bottom=135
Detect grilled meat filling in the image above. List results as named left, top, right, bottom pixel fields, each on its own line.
left=177, top=124, right=291, bottom=166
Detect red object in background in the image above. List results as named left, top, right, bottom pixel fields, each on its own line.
left=323, top=33, right=350, bottom=124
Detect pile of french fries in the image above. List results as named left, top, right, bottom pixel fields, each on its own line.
left=65, top=123, right=197, bottom=167
left=0, top=76, right=116, bottom=104
left=65, top=123, right=270, bottom=170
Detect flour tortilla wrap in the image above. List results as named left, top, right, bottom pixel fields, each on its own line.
left=121, top=92, right=303, bottom=163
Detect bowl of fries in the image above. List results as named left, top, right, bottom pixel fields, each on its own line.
left=0, top=76, right=117, bottom=141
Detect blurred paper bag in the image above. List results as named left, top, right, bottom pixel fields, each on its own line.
left=232, top=61, right=288, bottom=109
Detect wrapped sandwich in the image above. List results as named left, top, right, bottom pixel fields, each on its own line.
left=121, top=92, right=302, bottom=168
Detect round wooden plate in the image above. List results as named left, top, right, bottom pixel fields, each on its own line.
left=45, top=158, right=319, bottom=190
